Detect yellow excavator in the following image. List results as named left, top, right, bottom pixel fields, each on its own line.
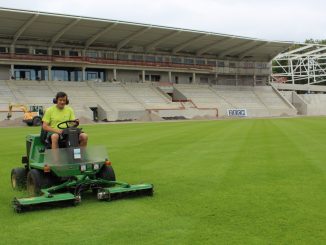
left=6, top=104, right=44, bottom=126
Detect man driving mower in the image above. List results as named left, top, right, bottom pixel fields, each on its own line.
left=11, top=92, right=154, bottom=213
left=42, top=91, right=88, bottom=149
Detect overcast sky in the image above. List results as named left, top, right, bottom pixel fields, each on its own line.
left=0, top=0, right=324, bottom=42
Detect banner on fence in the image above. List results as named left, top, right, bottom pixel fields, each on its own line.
left=227, top=109, right=247, bottom=117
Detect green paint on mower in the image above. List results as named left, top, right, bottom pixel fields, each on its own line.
left=11, top=121, right=154, bottom=213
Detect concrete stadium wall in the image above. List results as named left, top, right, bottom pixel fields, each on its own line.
left=0, top=65, right=10, bottom=80
left=292, top=92, right=307, bottom=115
left=116, top=70, right=141, bottom=83
left=300, top=94, right=326, bottom=115
left=171, top=72, right=192, bottom=84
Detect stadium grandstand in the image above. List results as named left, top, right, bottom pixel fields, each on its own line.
left=0, top=7, right=299, bottom=122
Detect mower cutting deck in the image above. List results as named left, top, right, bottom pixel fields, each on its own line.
left=11, top=120, right=153, bottom=212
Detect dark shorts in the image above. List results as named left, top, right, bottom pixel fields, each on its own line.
left=46, top=132, right=59, bottom=143
left=46, top=132, right=55, bottom=137
left=46, top=131, right=84, bottom=144
left=46, top=131, right=56, bottom=139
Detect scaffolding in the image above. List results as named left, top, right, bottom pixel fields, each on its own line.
left=272, top=44, right=326, bottom=90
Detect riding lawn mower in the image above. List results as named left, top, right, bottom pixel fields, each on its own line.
left=11, top=120, right=154, bottom=212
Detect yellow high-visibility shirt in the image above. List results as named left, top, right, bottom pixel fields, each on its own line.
left=42, top=105, right=75, bottom=129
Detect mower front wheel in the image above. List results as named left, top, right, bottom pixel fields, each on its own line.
left=11, top=168, right=27, bottom=190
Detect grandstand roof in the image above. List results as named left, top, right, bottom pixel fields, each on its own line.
left=0, top=7, right=293, bottom=61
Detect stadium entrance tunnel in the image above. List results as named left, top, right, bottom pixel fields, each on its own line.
left=90, top=107, right=98, bottom=121
left=156, top=85, right=188, bottom=101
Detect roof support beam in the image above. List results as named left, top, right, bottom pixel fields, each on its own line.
left=12, top=13, right=39, bottom=45
left=145, top=30, right=181, bottom=52
left=49, top=18, right=80, bottom=47
left=196, top=37, right=230, bottom=56
left=303, top=46, right=326, bottom=56
left=85, top=23, right=117, bottom=48
left=217, top=40, right=254, bottom=59
left=285, top=44, right=313, bottom=55
left=238, top=42, right=269, bottom=59
left=172, top=34, right=208, bottom=54
left=117, top=27, right=151, bottom=51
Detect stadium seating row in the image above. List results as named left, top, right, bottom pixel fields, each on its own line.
left=0, top=80, right=297, bottom=121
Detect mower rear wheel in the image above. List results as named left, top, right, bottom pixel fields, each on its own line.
left=97, top=165, right=116, bottom=182
left=11, top=168, right=27, bottom=190
left=92, top=165, right=116, bottom=193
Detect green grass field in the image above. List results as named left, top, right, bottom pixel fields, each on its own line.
left=0, top=118, right=325, bottom=244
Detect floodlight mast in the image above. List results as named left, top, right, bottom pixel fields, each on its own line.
left=271, top=44, right=326, bottom=90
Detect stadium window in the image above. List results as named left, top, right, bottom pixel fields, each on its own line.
left=175, top=76, right=179, bottom=84
left=189, top=77, right=193, bottom=83
left=117, top=53, right=129, bottom=60
left=172, top=56, right=182, bottom=64
left=86, top=51, right=98, bottom=58
left=151, top=75, right=161, bottom=81
left=200, top=77, right=209, bottom=83
left=218, top=61, right=225, bottom=67
left=52, top=69, right=68, bottom=81
left=87, top=72, right=98, bottom=80
left=184, top=58, right=194, bottom=65
left=15, top=70, right=32, bottom=80
left=0, top=47, right=8, bottom=53
left=34, top=49, right=48, bottom=55
left=229, top=62, right=236, bottom=68
left=131, top=54, right=143, bottom=61
left=256, top=63, right=263, bottom=69
left=156, top=56, right=163, bottom=63
left=69, top=50, right=79, bottom=56
left=145, top=55, right=155, bottom=62
left=207, top=60, right=216, bottom=66
left=195, top=59, right=205, bottom=65
left=106, top=52, right=115, bottom=60
left=164, top=56, right=170, bottom=63
left=244, top=62, right=254, bottom=68
left=53, top=49, right=65, bottom=56
left=15, top=48, right=29, bottom=54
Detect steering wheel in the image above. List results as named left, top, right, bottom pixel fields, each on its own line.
left=57, top=120, right=79, bottom=129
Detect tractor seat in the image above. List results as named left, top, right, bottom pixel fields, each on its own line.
left=40, top=126, right=81, bottom=149
left=40, top=127, right=67, bottom=149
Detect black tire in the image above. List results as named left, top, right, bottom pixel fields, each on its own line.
left=97, top=165, right=116, bottom=181
left=32, top=116, right=42, bottom=126
left=27, top=169, right=43, bottom=196
left=26, top=121, right=33, bottom=126
left=92, top=165, right=116, bottom=193
left=26, top=169, right=54, bottom=197
left=11, top=168, right=27, bottom=190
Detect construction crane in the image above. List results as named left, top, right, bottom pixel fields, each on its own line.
left=6, top=104, right=44, bottom=126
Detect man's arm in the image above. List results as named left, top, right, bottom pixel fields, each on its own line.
left=69, top=107, right=79, bottom=126
left=42, top=108, right=62, bottom=134
left=42, top=121, right=62, bottom=134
